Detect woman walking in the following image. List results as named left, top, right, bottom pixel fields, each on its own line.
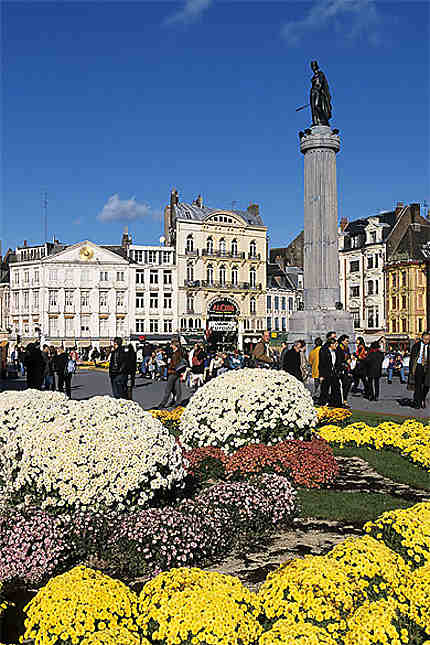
left=157, top=340, right=185, bottom=409
left=351, top=337, right=368, bottom=394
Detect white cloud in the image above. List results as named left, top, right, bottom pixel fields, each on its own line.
left=164, top=0, right=212, bottom=26
left=97, top=194, right=157, bottom=223
left=281, top=0, right=381, bottom=46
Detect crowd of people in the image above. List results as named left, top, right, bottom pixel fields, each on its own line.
left=8, top=329, right=429, bottom=410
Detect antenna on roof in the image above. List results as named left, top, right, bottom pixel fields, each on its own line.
left=41, top=190, right=48, bottom=242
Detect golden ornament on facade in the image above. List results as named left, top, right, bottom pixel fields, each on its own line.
left=79, top=246, right=94, bottom=261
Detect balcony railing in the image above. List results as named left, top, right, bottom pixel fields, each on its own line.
left=185, top=248, right=199, bottom=257
left=185, top=280, right=262, bottom=291
left=248, top=252, right=261, bottom=260
left=201, top=249, right=245, bottom=259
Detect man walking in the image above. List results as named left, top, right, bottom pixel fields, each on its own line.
left=54, top=346, right=73, bottom=399
left=252, top=331, right=273, bottom=368
left=318, top=337, right=342, bottom=407
left=158, top=340, right=185, bottom=408
left=109, top=337, right=128, bottom=399
left=408, top=332, right=430, bottom=409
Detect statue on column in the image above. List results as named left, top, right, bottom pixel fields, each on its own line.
left=310, top=61, right=332, bottom=126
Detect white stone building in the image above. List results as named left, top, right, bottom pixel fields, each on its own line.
left=266, top=264, right=303, bottom=336
left=9, top=240, right=132, bottom=349
left=164, top=192, right=267, bottom=350
left=127, top=243, right=178, bottom=342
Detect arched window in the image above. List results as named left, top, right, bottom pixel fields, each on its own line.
left=231, top=239, right=238, bottom=256
left=206, top=237, right=214, bottom=254
left=250, top=267, right=256, bottom=288
left=181, top=318, right=186, bottom=329
left=219, top=238, right=226, bottom=255
left=232, top=265, right=238, bottom=286
left=195, top=318, right=201, bottom=329
left=250, top=297, right=256, bottom=314
left=249, top=240, right=257, bottom=258
left=186, top=262, right=194, bottom=283
left=207, top=265, right=214, bottom=285
left=186, top=234, right=194, bottom=253
left=219, top=265, right=226, bottom=285
left=189, top=318, right=194, bottom=329
left=187, top=295, right=194, bottom=312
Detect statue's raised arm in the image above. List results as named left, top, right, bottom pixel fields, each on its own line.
left=310, top=60, right=332, bottom=126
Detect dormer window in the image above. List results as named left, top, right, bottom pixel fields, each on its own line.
left=370, top=231, right=377, bottom=244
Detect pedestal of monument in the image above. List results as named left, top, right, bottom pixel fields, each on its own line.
left=288, top=125, right=354, bottom=345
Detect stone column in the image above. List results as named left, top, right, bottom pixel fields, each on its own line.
left=301, top=125, right=340, bottom=310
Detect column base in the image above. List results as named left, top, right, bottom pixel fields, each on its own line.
left=287, top=309, right=355, bottom=348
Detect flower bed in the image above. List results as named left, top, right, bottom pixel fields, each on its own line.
left=184, top=438, right=339, bottom=488
left=180, top=369, right=317, bottom=452
left=316, top=406, right=352, bottom=426
left=0, top=391, right=186, bottom=512
left=318, top=419, right=430, bottom=471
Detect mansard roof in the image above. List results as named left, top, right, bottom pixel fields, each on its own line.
left=173, top=202, right=264, bottom=226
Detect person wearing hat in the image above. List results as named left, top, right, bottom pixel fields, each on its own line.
left=109, top=337, right=128, bottom=399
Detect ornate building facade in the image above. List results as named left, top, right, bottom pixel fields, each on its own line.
left=164, top=191, right=267, bottom=349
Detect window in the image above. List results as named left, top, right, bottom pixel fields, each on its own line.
left=281, top=317, right=286, bottom=331
left=401, top=271, right=407, bottom=286
left=65, top=318, right=74, bottom=337
left=267, top=317, right=272, bottom=330
left=32, top=290, right=39, bottom=310
left=392, top=273, right=397, bottom=288
left=81, top=269, right=89, bottom=282
left=288, top=297, right=294, bottom=312
left=391, top=296, right=397, bottom=310
left=24, top=271, right=29, bottom=284
left=232, top=265, right=238, bottom=286
left=350, top=285, right=360, bottom=298
left=274, top=296, right=279, bottom=311
left=187, top=295, right=194, bottom=312
left=231, top=239, right=238, bottom=256
left=207, top=265, right=214, bottom=285
left=267, top=295, right=272, bottom=311
left=250, top=297, right=256, bottom=314
left=49, top=290, right=58, bottom=309
left=180, top=318, right=186, bottom=330
left=49, top=269, right=58, bottom=282
left=188, top=319, right=194, bottom=329
left=150, top=270, right=158, bottom=285
left=164, top=319, right=173, bottom=333
left=136, top=292, right=145, bottom=309
left=134, top=250, right=143, bottom=263
left=150, top=319, right=159, bottom=333
left=249, top=240, right=257, bottom=257
left=14, top=272, right=19, bottom=285
left=99, top=291, right=108, bottom=308
left=250, top=267, right=256, bottom=288
left=351, top=309, right=360, bottom=329
left=350, top=260, right=359, bottom=273
left=65, top=269, right=73, bottom=282
left=48, top=317, right=58, bottom=337
left=163, top=251, right=170, bottom=264
left=206, top=237, right=214, bottom=254
left=34, top=270, right=39, bottom=284
left=392, top=319, right=397, bottom=333
left=418, top=293, right=423, bottom=309
left=136, top=270, right=145, bottom=285
left=244, top=319, right=250, bottom=330
left=136, top=319, right=145, bottom=333
left=375, top=280, right=379, bottom=295
left=150, top=293, right=158, bottom=309
left=367, top=256, right=374, bottom=269
left=100, top=271, right=109, bottom=281
left=99, top=318, right=109, bottom=337
left=219, top=238, right=226, bottom=255
left=13, top=292, right=19, bottom=310
left=164, top=293, right=172, bottom=309
left=80, top=316, right=90, bottom=336
left=370, top=231, right=377, bottom=243
left=402, top=295, right=407, bottom=309
left=281, top=297, right=286, bottom=311
left=116, top=271, right=124, bottom=281
left=186, top=263, right=194, bottom=283
left=219, top=265, right=226, bottom=285
left=65, top=290, right=74, bottom=309
left=163, top=270, right=172, bottom=285
left=186, top=235, right=194, bottom=253
left=23, top=291, right=29, bottom=310
left=374, top=254, right=379, bottom=268
left=257, top=319, right=262, bottom=330
left=80, top=290, right=89, bottom=308
left=401, top=318, right=407, bottom=332
left=418, top=318, right=423, bottom=333
left=116, top=291, right=125, bottom=308
left=368, top=281, right=374, bottom=295
left=367, top=307, right=375, bottom=328
left=23, top=321, right=30, bottom=335
left=148, top=250, right=157, bottom=264
left=274, top=318, right=279, bottom=331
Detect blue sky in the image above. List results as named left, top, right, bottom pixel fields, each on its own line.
left=2, top=0, right=429, bottom=252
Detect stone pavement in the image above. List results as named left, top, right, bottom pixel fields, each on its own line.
left=1, top=368, right=427, bottom=418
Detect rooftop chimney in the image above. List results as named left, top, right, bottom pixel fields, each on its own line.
left=23, top=240, right=27, bottom=246
left=340, top=217, right=348, bottom=231
left=410, top=203, right=420, bottom=224
left=247, top=203, right=259, bottom=218
left=395, top=202, right=404, bottom=219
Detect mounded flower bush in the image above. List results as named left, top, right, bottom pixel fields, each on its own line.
left=0, top=390, right=186, bottom=512
left=180, top=368, right=317, bottom=452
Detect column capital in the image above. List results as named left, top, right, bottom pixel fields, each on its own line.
left=300, top=125, right=340, bottom=154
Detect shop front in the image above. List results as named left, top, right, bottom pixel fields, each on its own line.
left=206, top=297, right=239, bottom=352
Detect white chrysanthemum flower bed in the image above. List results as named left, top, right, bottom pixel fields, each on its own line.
left=0, top=390, right=186, bottom=512
left=180, top=368, right=317, bottom=453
